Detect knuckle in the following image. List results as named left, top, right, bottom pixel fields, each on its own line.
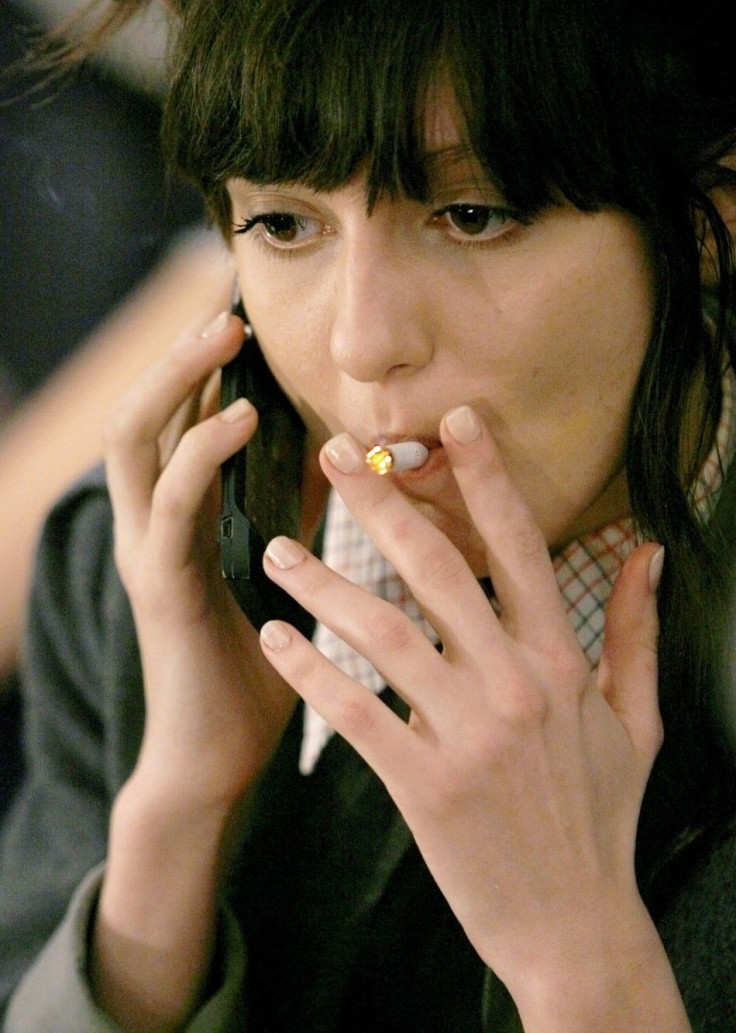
left=508, top=523, right=547, bottom=563
left=363, top=606, right=415, bottom=653
left=334, top=691, right=381, bottom=740
left=151, top=473, right=190, bottom=522
left=495, top=680, right=549, bottom=734
left=417, top=541, right=467, bottom=587
left=540, top=643, right=589, bottom=693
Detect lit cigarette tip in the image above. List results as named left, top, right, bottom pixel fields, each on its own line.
left=365, top=441, right=429, bottom=475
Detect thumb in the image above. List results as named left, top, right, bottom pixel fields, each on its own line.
left=597, top=543, right=664, bottom=764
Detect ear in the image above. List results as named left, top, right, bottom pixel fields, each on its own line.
left=700, top=148, right=736, bottom=287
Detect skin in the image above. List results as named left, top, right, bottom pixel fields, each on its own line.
left=92, top=96, right=693, bottom=1033
left=228, top=142, right=653, bottom=565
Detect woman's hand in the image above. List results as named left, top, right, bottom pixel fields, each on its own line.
left=258, top=406, right=690, bottom=1032
left=105, top=311, right=297, bottom=807
left=93, top=311, right=299, bottom=1032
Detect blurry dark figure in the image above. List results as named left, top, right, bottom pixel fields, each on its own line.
left=0, top=0, right=203, bottom=815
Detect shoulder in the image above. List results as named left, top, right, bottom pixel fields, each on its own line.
left=38, top=463, right=114, bottom=572
left=30, top=465, right=119, bottom=657
left=24, top=465, right=134, bottom=731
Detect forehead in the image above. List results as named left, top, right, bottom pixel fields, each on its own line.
left=422, top=79, right=469, bottom=154
left=416, top=80, right=495, bottom=190
left=229, top=82, right=491, bottom=203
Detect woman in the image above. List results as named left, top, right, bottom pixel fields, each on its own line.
left=2, top=0, right=736, bottom=1029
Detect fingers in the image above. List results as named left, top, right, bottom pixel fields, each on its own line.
left=145, top=398, right=258, bottom=571
left=303, top=408, right=573, bottom=657
left=597, top=543, right=664, bottom=763
left=104, top=311, right=250, bottom=566
left=440, top=406, right=577, bottom=648
left=262, top=536, right=446, bottom=714
left=105, top=311, right=245, bottom=535
left=260, top=617, right=414, bottom=774
left=315, top=432, right=500, bottom=658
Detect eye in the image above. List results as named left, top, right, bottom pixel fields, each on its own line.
left=233, top=212, right=322, bottom=247
left=432, top=203, right=516, bottom=242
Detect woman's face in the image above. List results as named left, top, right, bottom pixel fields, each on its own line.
left=228, top=98, right=654, bottom=571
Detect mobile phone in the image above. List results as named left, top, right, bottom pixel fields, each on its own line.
left=218, top=307, right=309, bottom=631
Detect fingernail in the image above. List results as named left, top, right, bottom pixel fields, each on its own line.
left=220, top=397, right=255, bottom=423
left=265, top=536, right=307, bottom=570
left=324, top=433, right=364, bottom=474
left=200, top=310, right=230, bottom=338
left=261, top=620, right=292, bottom=651
left=648, top=546, right=665, bottom=593
left=445, top=405, right=481, bottom=445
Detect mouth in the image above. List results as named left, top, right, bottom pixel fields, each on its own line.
left=365, top=431, right=441, bottom=451
left=391, top=443, right=447, bottom=482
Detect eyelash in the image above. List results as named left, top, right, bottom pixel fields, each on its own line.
left=232, top=204, right=527, bottom=251
left=431, top=204, right=526, bottom=248
left=233, top=213, right=309, bottom=237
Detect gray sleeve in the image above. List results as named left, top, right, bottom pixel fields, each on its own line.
left=0, top=470, right=247, bottom=1030
left=1, top=473, right=116, bottom=1017
left=4, top=866, right=247, bottom=1033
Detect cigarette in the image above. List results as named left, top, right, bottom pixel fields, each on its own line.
left=365, top=441, right=430, bottom=475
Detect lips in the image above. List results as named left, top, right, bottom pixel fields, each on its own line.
left=364, top=432, right=442, bottom=452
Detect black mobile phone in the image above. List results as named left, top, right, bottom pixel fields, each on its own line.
left=218, top=308, right=308, bottom=631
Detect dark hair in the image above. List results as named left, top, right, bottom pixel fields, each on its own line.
left=40, top=0, right=736, bottom=892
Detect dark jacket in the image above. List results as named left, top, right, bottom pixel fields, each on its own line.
left=2, top=467, right=736, bottom=1031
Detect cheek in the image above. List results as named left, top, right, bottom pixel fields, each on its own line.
left=464, top=218, right=654, bottom=538
left=236, top=270, right=335, bottom=442
left=485, top=224, right=653, bottom=426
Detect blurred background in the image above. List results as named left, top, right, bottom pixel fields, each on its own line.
left=0, top=0, right=230, bottom=815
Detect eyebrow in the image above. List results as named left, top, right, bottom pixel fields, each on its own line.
left=226, top=145, right=500, bottom=207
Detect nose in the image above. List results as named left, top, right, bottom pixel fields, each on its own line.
left=329, top=227, right=434, bottom=383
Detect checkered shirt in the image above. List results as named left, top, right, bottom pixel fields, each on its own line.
left=300, top=368, right=736, bottom=774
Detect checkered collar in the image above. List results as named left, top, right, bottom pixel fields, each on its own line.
left=300, top=368, right=736, bottom=774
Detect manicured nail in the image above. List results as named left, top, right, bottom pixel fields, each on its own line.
left=648, top=546, right=665, bottom=593
left=445, top=405, right=481, bottom=445
left=220, top=397, right=254, bottom=423
left=261, top=620, right=292, bottom=651
left=324, top=433, right=364, bottom=474
left=200, top=310, right=230, bottom=338
left=265, top=536, right=307, bottom=570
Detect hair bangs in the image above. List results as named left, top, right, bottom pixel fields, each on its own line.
left=164, top=0, right=650, bottom=234
left=165, top=0, right=457, bottom=228
left=165, top=0, right=732, bottom=244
